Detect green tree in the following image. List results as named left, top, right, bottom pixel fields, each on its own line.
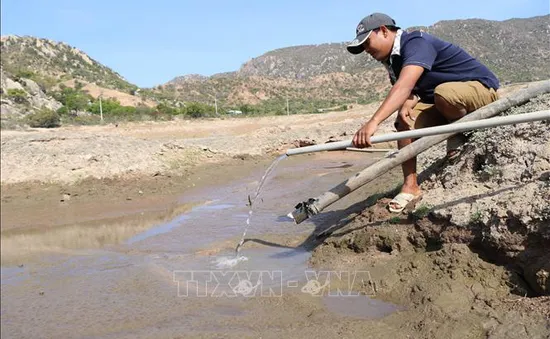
left=135, top=105, right=155, bottom=116
left=53, top=87, right=91, bottom=113
left=89, top=98, right=139, bottom=117
left=89, top=98, right=120, bottom=115
left=185, top=102, right=215, bottom=118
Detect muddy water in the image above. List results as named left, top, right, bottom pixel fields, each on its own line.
left=1, top=151, right=403, bottom=338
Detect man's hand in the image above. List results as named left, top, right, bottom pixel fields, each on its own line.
left=398, top=96, right=418, bottom=124
left=365, top=66, right=424, bottom=131
left=353, top=120, right=379, bottom=148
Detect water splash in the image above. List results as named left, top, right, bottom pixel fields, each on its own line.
left=214, top=255, right=249, bottom=269
left=234, top=154, right=287, bottom=256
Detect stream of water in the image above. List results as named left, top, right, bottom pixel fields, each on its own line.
left=215, top=154, right=288, bottom=269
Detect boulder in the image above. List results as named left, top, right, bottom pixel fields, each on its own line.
left=5, top=77, right=26, bottom=92
left=20, top=78, right=45, bottom=97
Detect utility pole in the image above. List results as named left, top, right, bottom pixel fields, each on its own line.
left=209, top=90, right=219, bottom=116
left=286, top=98, right=289, bottom=115
left=99, top=95, right=104, bottom=122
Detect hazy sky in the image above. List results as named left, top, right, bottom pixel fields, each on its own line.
left=2, top=0, right=548, bottom=87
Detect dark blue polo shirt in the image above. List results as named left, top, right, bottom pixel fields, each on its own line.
left=386, top=30, right=500, bottom=103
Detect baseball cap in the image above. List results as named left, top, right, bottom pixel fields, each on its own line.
left=347, top=13, right=399, bottom=54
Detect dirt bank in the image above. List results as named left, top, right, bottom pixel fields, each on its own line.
left=310, top=93, right=550, bottom=338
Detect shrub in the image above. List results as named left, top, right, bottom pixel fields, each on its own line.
left=388, top=216, right=401, bottom=224
left=62, top=114, right=100, bottom=126
left=27, top=108, right=61, bottom=128
left=7, top=89, right=28, bottom=103
left=155, top=103, right=176, bottom=115
left=184, top=102, right=215, bottom=118
left=238, top=104, right=256, bottom=114
left=56, top=106, right=69, bottom=115
left=14, top=69, right=35, bottom=81
left=88, top=98, right=137, bottom=116
left=412, top=204, right=432, bottom=220
left=135, top=105, right=155, bottom=116
left=470, top=210, right=483, bottom=224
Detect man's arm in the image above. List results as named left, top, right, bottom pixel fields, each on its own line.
left=353, top=65, right=425, bottom=147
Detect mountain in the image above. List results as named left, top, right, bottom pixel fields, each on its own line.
left=163, top=15, right=550, bottom=107
left=162, top=43, right=384, bottom=108
left=409, top=15, right=550, bottom=83
left=235, top=15, right=550, bottom=81
left=1, top=36, right=154, bottom=124
left=1, top=15, right=548, bottom=118
left=236, top=43, right=376, bottom=78
left=0, top=35, right=136, bottom=93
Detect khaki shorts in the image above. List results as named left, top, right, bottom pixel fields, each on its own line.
left=396, top=81, right=499, bottom=130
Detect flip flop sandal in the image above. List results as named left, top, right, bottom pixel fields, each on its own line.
left=388, top=192, right=422, bottom=213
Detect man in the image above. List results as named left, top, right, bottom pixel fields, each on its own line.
left=346, top=13, right=499, bottom=213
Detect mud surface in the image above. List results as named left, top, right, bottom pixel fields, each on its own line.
left=2, top=150, right=409, bottom=338
left=310, top=92, right=550, bottom=338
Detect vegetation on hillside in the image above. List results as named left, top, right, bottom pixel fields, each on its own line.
left=50, top=86, right=219, bottom=124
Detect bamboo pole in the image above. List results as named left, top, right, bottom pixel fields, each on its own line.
left=289, top=80, right=550, bottom=224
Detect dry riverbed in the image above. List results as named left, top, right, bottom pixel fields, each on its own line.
left=1, top=85, right=549, bottom=338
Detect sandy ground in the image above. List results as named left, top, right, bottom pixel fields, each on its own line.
left=1, top=82, right=549, bottom=338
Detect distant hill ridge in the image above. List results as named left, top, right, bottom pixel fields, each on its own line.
left=1, top=35, right=136, bottom=93
left=167, top=15, right=550, bottom=83
left=162, top=15, right=549, bottom=106
left=1, top=15, right=548, bottom=109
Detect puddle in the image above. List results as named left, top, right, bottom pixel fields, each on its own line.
left=1, top=151, right=405, bottom=337
left=201, top=203, right=235, bottom=211
left=0, top=266, right=28, bottom=286
left=126, top=214, right=190, bottom=244
left=0, top=203, right=196, bottom=265
left=157, top=246, right=315, bottom=298
left=1, top=151, right=387, bottom=268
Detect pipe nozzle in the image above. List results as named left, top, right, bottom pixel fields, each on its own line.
left=289, top=198, right=319, bottom=224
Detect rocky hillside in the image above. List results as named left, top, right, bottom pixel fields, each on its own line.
left=235, top=15, right=550, bottom=81
left=161, top=69, right=389, bottom=107
left=1, top=36, right=157, bottom=126
left=164, top=15, right=550, bottom=106
left=237, top=43, right=376, bottom=78
left=163, top=43, right=384, bottom=107
left=1, top=15, right=548, bottom=119
left=0, top=69, right=62, bottom=121
left=411, top=15, right=550, bottom=83
left=0, top=35, right=136, bottom=93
